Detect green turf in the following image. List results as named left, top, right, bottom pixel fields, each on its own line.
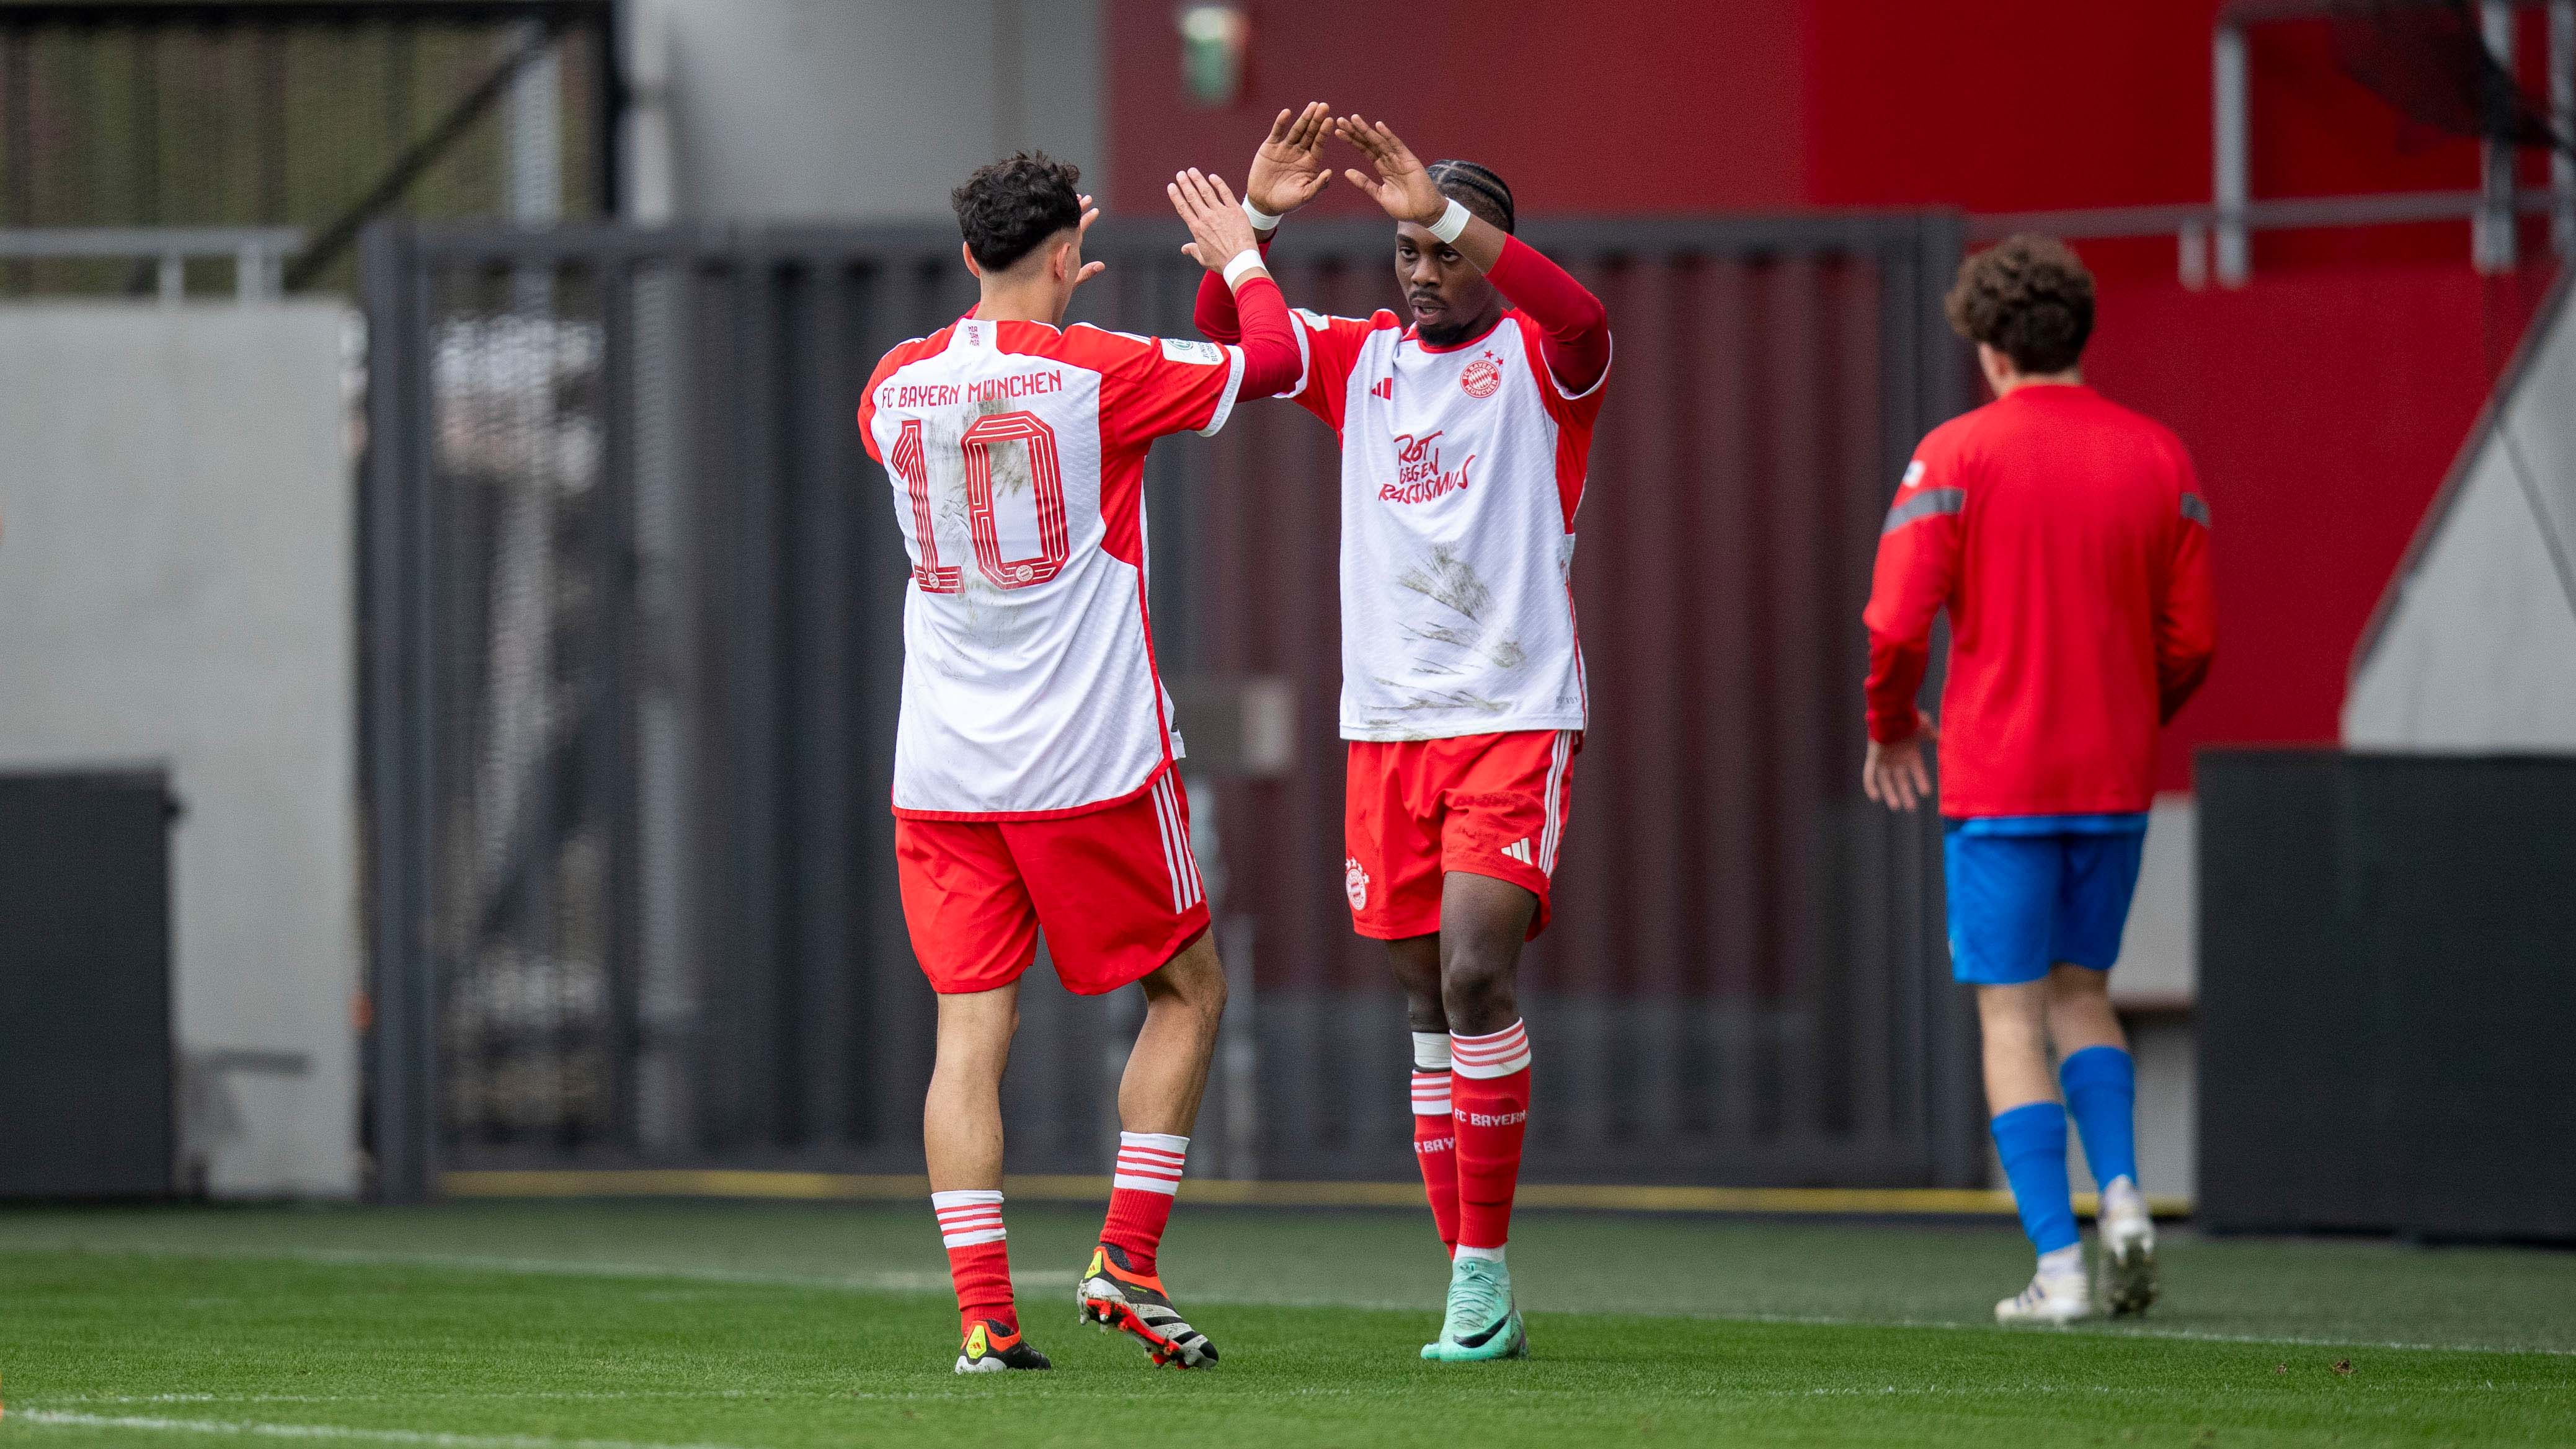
left=0, top=1203, right=2568, bottom=1448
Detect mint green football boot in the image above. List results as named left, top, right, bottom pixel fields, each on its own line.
left=1421, top=1255, right=1529, bottom=1362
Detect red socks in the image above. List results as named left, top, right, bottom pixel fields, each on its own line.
left=1410, top=1033, right=1461, bottom=1254
left=1450, top=1020, right=1532, bottom=1253
left=1099, top=1132, right=1188, bottom=1277
left=931, top=1189, right=1015, bottom=1338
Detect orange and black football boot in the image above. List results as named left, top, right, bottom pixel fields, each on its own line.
left=953, top=1317, right=1051, bottom=1374
left=1077, top=1244, right=1218, bottom=1367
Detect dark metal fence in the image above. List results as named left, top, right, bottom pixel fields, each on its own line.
left=362, top=213, right=1979, bottom=1202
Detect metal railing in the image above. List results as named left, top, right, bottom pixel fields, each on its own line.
left=2201, top=0, right=2576, bottom=285
left=1971, top=188, right=2569, bottom=288
left=0, top=229, right=305, bottom=301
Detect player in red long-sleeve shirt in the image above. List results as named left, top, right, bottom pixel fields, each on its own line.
left=859, top=154, right=1300, bottom=1373
left=1196, top=105, right=1612, bottom=1362
left=1862, top=236, right=2214, bottom=1327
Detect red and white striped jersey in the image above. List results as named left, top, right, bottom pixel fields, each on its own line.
left=1281, top=307, right=1608, bottom=741
left=858, top=314, right=1246, bottom=818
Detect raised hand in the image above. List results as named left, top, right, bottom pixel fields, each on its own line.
left=1166, top=169, right=1263, bottom=276
left=1245, top=102, right=1333, bottom=219
left=1333, top=114, right=1445, bottom=227
left=1070, top=193, right=1107, bottom=288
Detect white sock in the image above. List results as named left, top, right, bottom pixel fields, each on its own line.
left=1454, top=1244, right=1506, bottom=1264
left=2037, top=1244, right=2084, bottom=1280
left=931, top=1189, right=1006, bottom=1248
left=2100, top=1175, right=2146, bottom=1218
left=1411, top=1031, right=1452, bottom=1071
left=1113, top=1131, right=1189, bottom=1194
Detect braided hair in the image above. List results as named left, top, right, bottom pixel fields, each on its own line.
left=1426, top=159, right=1515, bottom=234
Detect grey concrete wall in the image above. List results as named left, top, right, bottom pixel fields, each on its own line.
left=0, top=303, right=358, bottom=1198
left=2347, top=284, right=2576, bottom=750
left=628, top=0, right=1103, bottom=222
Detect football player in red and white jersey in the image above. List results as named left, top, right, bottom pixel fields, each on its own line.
left=858, top=154, right=1299, bottom=1373
left=1195, top=107, right=1611, bottom=1362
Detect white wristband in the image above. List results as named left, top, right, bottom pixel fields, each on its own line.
left=1221, top=248, right=1266, bottom=288
left=1428, top=197, right=1472, bottom=245
left=1241, top=197, right=1281, bottom=231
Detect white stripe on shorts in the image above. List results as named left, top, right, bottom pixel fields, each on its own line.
left=1149, top=775, right=1203, bottom=913
left=1539, top=731, right=1571, bottom=874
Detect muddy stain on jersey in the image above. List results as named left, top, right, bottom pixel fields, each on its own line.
left=972, top=396, right=1034, bottom=496
left=1395, top=546, right=1491, bottom=621
left=917, top=399, right=1036, bottom=665
left=1393, top=546, right=1526, bottom=679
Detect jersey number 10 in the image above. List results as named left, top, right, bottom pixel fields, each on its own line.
left=890, top=411, right=1072, bottom=593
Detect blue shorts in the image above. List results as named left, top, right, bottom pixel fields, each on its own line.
left=1943, top=818, right=2147, bottom=986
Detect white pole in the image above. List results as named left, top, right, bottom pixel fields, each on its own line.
left=2552, top=1, right=2573, bottom=257
left=2214, top=24, right=2250, bottom=288
left=2478, top=1, right=2519, bottom=272
left=506, top=21, right=562, bottom=313
left=622, top=2, right=678, bottom=225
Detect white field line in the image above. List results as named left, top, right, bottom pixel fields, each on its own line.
left=19, top=1241, right=2574, bottom=1359
left=11, top=1410, right=755, bottom=1449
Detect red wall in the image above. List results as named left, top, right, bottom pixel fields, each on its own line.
left=1104, top=1, right=1805, bottom=219
left=1104, top=1, right=2560, bottom=782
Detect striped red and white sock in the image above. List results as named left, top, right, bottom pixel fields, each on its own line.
left=931, top=1188, right=1015, bottom=1338
left=1410, top=1031, right=1460, bottom=1256
left=1450, top=1019, right=1532, bottom=1258
left=1100, top=1131, right=1188, bottom=1277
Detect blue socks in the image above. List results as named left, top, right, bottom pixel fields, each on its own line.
left=1994, top=1051, right=2139, bottom=1259
left=1991, top=1102, right=2080, bottom=1254
left=2059, top=1045, right=2139, bottom=1190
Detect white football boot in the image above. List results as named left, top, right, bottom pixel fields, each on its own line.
left=1996, top=1246, right=2091, bottom=1326
left=2096, top=1177, right=2159, bottom=1317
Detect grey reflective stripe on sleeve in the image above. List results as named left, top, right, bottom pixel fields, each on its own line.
left=2180, top=492, right=2211, bottom=527
left=1881, top=487, right=1966, bottom=534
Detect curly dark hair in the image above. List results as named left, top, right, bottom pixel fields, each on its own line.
left=1945, top=235, right=2095, bottom=375
left=1426, top=159, right=1514, bottom=234
left=952, top=152, right=1084, bottom=273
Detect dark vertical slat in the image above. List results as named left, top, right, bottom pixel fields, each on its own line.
left=787, top=260, right=857, bottom=1147
left=363, top=221, right=430, bottom=1200
left=1695, top=257, right=1760, bottom=1150
left=734, top=253, right=788, bottom=1146
left=1619, top=255, right=1692, bottom=1149
left=597, top=254, right=642, bottom=1154
left=682, top=258, right=740, bottom=1149
left=592, top=9, right=620, bottom=219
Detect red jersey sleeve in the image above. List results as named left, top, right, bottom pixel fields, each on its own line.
left=1189, top=249, right=1386, bottom=430
left=2157, top=446, right=2217, bottom=722
left=1489, top=234, right=1612, bottom=415
left=1862, top=441, right=1968, bottom=744
left=855, top=346, right=908, bottom=465
left=1082, top=327, right=1249, bottom=450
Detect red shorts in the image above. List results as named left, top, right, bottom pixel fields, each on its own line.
left=1343, top=730, right=1579, bottom=942
left=895, top=771, right=1210, bottom=996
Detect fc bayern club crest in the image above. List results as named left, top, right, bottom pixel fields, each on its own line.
left=1344, top=857, right=1370, bottom=910
left=1460, top=353, right=1502, bottom=399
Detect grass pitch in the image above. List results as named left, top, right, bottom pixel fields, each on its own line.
left=0, top=1202, right=2568, bottom=1447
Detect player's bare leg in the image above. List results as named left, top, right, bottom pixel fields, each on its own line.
left=1081, top=932, right=1227, bottom=1367
left=2049, top=965, right=2156, bottom=1314
left=925, top=983, right=1050, bottom=1371
left=1118, top=932, right=1227, bottom=1134
left=1421, top=872, right=1535, bottom=1362
left=1978, top=981, right=2090, bottom=1325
